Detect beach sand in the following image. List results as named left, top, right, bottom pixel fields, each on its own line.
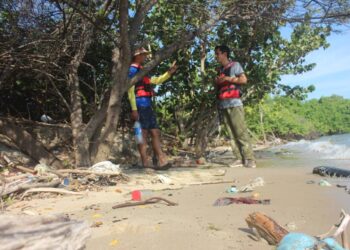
left=6, top=165, right=350, bottom=250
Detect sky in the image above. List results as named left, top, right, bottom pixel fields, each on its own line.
left=280, top=27, right=350, bottom=99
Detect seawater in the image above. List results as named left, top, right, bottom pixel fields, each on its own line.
left=257, top=134, right=350, bottom=169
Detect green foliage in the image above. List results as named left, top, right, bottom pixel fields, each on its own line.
left=245, top=95, right=350, bottom=140
left=1, top=0, right=349, bottom=144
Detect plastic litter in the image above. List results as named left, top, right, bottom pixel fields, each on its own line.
left=156, top=174, right=172, bottom=184
left=62, top=177, right=70, bottom=186
left=277, top=232, right=345, bottom=250
left=239, top=177, right=265, bottom=192
left=131, top=190, right=153, bottom=201
left=134, top=121, right=143, bottom=144
left=40, top=114, right=53, bottom=123
left=226, top=186, right=238, bottom=194
left=213, top=197, right=270, bottom=206
left=34, top=163, right=52, bottom=175
left=89, top=161, right=121, bottom=174
left=319, top=179, right=332, bottom=187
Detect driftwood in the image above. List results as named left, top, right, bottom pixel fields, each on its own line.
left=0, top=119, right=63, bottom=168
left=245, top=212, right=289, bottom=245
left=112, top=197, right=178, bottom=209
left=0, top=214, right=90, bottom=250
left=21, top=188, right=84, bottom=200
left=1, top=179, right=61, bottom=197
left=2, top=155, right=37, bottom=174
left=57, top=169, right=121, bottom=176
left=318, top=210, right=350, bottom=249
left=1, top=174, right=30, bottom=182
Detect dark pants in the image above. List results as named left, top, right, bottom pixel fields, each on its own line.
left=138, top=106, right=159, bottom=130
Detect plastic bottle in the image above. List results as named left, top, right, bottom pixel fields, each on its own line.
left=131, top=189, right=153, bottom=201
left=134, top=121, right=143, bottom=144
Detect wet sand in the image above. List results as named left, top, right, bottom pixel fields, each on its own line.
left=7, top=165, right=350, bottom=250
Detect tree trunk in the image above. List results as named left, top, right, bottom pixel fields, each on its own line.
left=92, top=48, right=130, bottom=163
left=259, top=104, right=267, bottom=143
left=68, top=63, right=91, bottom=168
left=0, top=119, right=63, bottom=168
left=68, top=21, right=93, bottom=167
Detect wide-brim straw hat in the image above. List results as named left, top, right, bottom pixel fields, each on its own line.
left=134, top=47, right=151, bottom=56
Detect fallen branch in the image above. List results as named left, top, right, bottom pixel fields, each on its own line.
left=112, top=197, right=178, bottom=209
left=1, top=179, right=61, bottom=197
left=2, top=155, right=36, bottom=174
left=57, top=169, right=121, bottom=176
left=1, top=174, right=31, bottom=182
left=21, top=188, right=84, bottom=200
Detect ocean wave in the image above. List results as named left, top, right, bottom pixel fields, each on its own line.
left=279, top=139, right=350, bottom=160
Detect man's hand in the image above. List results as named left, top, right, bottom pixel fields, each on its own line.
left=168, top=61, right=178, bottom=75
left=131, top=110, right=139, bottom=121
left=216, top=76, right=230, bottom=84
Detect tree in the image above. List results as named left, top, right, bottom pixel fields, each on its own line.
left=1, top=0, right=350, bottom=166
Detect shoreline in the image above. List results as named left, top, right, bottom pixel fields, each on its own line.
left=5, top=164, right=350, bottom=250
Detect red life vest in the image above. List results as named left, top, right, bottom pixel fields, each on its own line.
left=131, top=64, right=154, bottom=97
left=216, top=61, right=241, bottom=100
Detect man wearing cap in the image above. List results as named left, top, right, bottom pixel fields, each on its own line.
left=128, top=48, right=177, bottom=170
left=214, top=45, right=256, bottom=168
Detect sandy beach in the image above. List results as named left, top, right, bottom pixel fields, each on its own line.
left=6, top=164, right=350, bottom=250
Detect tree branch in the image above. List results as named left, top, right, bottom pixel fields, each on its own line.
left=129, top=0, right=158, bottom=45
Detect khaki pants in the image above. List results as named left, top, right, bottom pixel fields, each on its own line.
left=222, top=106, right=255, bottom=161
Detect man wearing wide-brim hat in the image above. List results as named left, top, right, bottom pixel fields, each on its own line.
left=128, top=47, right=177, bottom=171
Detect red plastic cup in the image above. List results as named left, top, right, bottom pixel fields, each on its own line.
left=131, top=190, right=141, bottom=201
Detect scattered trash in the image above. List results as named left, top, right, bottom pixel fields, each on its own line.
left=239, top=177, right=265, bottom=192
left=34, top=163, right=52, bottom=175
left=113, top=197, right=178, bottom=209
left=131, top=190, right=153, bottom=201
left=115, top=189, right=123, bottom=193
left=0, top=214, right=90, bottom=250
left=89, top=161, right=121, bottom=174
left=213, top=197, right=270, bottom=206
left=62, top=177, right=70, bottom=186
left=156, top=174, right=172, bottom=184
left=245, top=210, right=350, bottom=250
left=246, top=212, right=288, bottom=245
left=313, top=166, right=350, bottom=178
left=40, top=114, right=54, bottom=123
left=277, top=233, right=345, bottom=250
left=285, top=222, right=297, bottom=231
left=226, top=186, right=238, bottom=194
left=319, top=179, right=332, bottom=187
left=213, top=169, right=226, bottom=176
left=196, top=157, right=206, bottom=165
left=91, top=221, right=103, bottom=228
